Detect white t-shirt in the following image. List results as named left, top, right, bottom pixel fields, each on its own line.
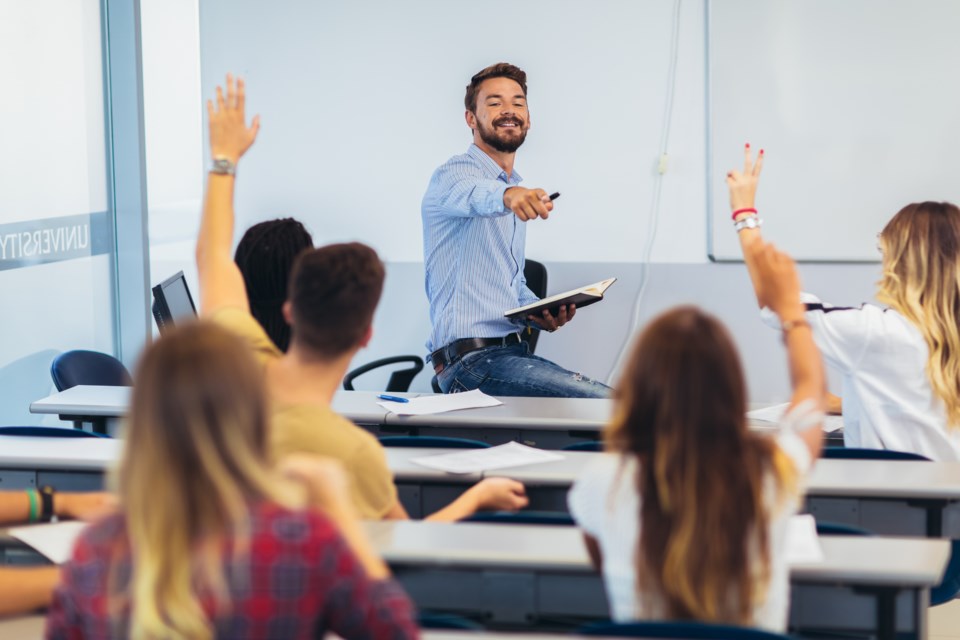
left=567, top=403, right=819, bottom=631
left=763, top=293, right=960, bottom=461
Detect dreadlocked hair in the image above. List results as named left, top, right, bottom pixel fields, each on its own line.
left=234, top=218, right=313, bottom=352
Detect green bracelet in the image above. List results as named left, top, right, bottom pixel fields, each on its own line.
left=26, top=489, right=39, bottom=523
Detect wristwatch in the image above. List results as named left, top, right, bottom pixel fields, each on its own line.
left=734, top=216, right=763, bottom=232
left=210, top=157, right=236, bottom=176
left=39, top=485, right=55, bottom=522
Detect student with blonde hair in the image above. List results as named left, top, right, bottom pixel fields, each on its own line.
left=45, top=322, right=417, bottom=639
left=729, top=145, right=960, bottom=460
left=568, top=241, right=825, bottom=630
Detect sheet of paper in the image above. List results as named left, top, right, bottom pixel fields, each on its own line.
left=786, top=514, right=824, bottom=564
left=412, top=441, right=565, bottom=474
left=747, top=403, right=843, bottom=433
left=378, top=389, right=503, bottom=416
left=9, top=521, right=87, bottom=565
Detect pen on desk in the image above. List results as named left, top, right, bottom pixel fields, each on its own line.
left=378, top=394, right=410, bottom=403
left=549, top=192, right=561, bottom=201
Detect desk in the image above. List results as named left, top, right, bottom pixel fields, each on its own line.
left=31, top=386, right=608, bottom=449
left=0, top=615, right=43, bottom=639
left=366, top=520, right=948, bottom=639
left=390, top=449, right=960, bottom=537
left=0, top=520, right=947, bottom=640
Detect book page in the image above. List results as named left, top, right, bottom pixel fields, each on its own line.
left=411, top=442, right=565, bottom=474
left=378, top=389, right=502, bottom=416
left=9, top=521, right=87, bottom=565
left=747, top=402, right=843, bottom=433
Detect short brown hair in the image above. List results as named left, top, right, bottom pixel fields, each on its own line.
left=288, top=242, right=385, bottom=359
left=464, top=62, right=527, bottom=113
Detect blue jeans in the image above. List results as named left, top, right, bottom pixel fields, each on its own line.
left=436, top=342, right=611, bottom=398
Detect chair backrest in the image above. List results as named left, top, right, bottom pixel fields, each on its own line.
left=50, top=350, right=132, bottom=391
left=823, top=446, right=931, bottom=461
left=522, top=259, right=548, bottom=354
left=579, top=620, right=792, bottom=639
left=464, top=510, right=574, bottom=526
left=563, top=440, right=603, bottom=452
left=0, top=426, right=110, bottom=439
left=815, top=521, right=871, bottom=537
left=378, top=435, right=489, bottom=449
left=343, top=355, right=424, bottom=392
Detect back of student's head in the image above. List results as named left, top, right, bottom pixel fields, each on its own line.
left=288, top=242, right=385, bottom=360
left=234, top=218, right=314, bottom=352
left=119, top=321, right=284, bottom=639
left=878, top=201, right=960, bottom=426
left=608, top=306, right=789, bottom=624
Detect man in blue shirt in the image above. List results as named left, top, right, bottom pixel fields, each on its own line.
left=422, top=62, right=610, bottom=398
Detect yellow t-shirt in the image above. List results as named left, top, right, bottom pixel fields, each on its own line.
left=212, top=307, right=398, bottom=519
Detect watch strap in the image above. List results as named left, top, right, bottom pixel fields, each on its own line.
left=210, top=157, right=236, bottom=176
left=39, top=485, right=55, bottom=522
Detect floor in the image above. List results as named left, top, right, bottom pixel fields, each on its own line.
left=931, top=599, right=960, bottom=639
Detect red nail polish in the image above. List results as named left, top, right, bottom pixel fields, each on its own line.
left=745, top=142, right=750, bottom=148
left=760, top=149, right=765, bottom=155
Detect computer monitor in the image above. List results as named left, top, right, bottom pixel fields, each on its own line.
left=151, top=271, right=197, bottom=334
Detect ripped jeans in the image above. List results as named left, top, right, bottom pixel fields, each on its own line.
left=436, top=342, right=611, bottom=398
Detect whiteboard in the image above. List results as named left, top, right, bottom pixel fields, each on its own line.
left=708, top=0, right=960, bottom=261
left=197, top=0, right=704, bottom=264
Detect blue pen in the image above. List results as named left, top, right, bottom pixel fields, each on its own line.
left=378, top=394, right=410, bottom=403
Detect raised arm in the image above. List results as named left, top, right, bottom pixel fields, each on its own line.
left=748, top=241, right=826, bottom=460
left=726, top=144, right=768, bottom=308
left=196, top=74, right=261, bottom=316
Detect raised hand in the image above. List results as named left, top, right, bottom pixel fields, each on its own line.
left=207, top=74, right=260, bottom=164
left=746, top=241, right=804, bottom=319
left=726, top=143, right=764, bottom=217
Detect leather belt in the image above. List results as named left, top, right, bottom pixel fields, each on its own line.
left=430, top=333, right=523, bottom=375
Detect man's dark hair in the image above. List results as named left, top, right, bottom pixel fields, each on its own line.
left=288, top=242, right=385, bottom=360
left=464, top=62, right=527, bottom=113
left=234, top=218, right=314, bottom=352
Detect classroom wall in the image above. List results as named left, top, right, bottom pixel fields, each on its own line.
left=144, top=0, right=884, bottom=403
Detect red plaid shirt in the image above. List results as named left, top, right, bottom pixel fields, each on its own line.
left=45, top=503, right=418, bottom=639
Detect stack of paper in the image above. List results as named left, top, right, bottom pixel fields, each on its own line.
left=378, top=389, right=503, bottom=416
left=412, top=441, right=564, bottom=474
left=786, top=514, right=825, bottom=564
left=9, top=521, right=87, bottom=564
left=747, top=403, right=843, bottom=433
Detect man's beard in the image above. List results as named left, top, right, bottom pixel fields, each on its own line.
left=477, top=116, right=527, bottom=153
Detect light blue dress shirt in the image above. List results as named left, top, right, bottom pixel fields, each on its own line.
left=422, top=144, right=540, bottom=353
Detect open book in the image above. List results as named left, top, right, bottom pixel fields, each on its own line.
left=505, top=277, right=617, bottom=320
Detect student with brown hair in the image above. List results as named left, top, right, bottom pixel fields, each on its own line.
left=568, top=243, right=825, bottom=630
left=197, top=74, right=527, bottom=521
left=46, top=322, right=417, bottom=639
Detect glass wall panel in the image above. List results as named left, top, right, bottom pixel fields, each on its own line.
left=0, top=1, right=116, bottom=424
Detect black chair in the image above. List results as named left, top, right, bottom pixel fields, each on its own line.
left=563, top=440, right=603, bottom=452
left=50, top=350, right=132, bottom=391
left=342, top=355, right=424, bottom=392
left=378, top=435, right=489, bottom=449
left=520, top=258, right=548, bottom=353
left=823, top=447, right=931, bottom=461
left=345, top=259, right=550, bottom=394
left=0, top=426, right=110, bottom=439
left=578, top=620, right=793, bottom=639
left=464, top=510, right=574, bottom=526
left=50, top=350, right=131, bottom=433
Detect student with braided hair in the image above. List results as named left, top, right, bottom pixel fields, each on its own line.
left=234, top=218, right=313, bottom=352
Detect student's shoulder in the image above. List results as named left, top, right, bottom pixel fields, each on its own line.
left=68, top=511, right=128, bottom=562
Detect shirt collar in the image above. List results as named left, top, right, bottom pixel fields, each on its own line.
left=467, top=143, right=522, bottom=183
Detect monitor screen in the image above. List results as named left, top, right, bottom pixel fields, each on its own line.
left=151, top=271, right=197, bottom=334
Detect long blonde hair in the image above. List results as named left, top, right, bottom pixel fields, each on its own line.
left=607, top=307, right=796, bottom=623
left=117, top=322, right=295, bottom=639
left=877, top=201, right=960, bottom=427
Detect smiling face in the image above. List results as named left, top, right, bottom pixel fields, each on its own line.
left=466, top=76, right=530, bottom=154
